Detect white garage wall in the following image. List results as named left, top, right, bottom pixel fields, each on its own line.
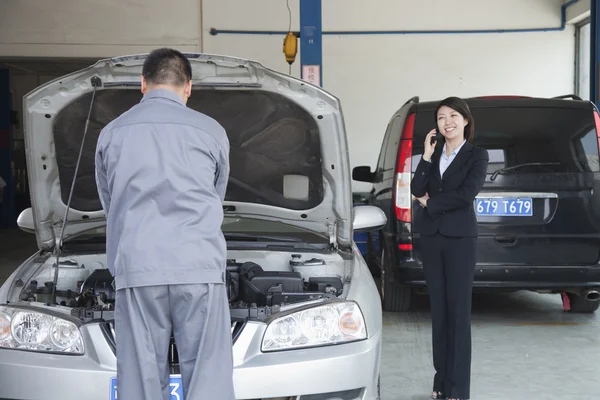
left=204, top=0, right=578, bottom=191
left=0, top=0, right=202, bottom=58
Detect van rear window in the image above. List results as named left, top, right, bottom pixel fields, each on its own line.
left=411, top=106, right=600, bottom=174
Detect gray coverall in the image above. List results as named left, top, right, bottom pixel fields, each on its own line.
left=94, top=88, right=234, bottom=400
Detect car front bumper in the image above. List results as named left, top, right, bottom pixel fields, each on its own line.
left=0, top=321, right=382, bottom=400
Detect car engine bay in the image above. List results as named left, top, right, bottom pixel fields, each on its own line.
left=14, top=250, right=349, bottom=323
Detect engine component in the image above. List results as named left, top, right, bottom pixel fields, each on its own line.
left=288, top=254, right=343, bottom=283
left=289, top=254, right=326, bottom=267
left=21, top=280, right=78, bottom=305
left=236, top=261, right=338, bottom=307
left=239, top=262, right=303, bottom=306
left=308, top=277, right=343, bottom=296
left=30, top=281, right=54, bottom=304
left=75, top=268, right=115, bottom=308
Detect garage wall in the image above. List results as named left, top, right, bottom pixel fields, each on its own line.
left=0, top=0, right=583, bottom=193
left=0, top=0, right=202, bottom=58
left=566, top=0, right=590, bottom=23
left=205, top=0, right=578, bottom=191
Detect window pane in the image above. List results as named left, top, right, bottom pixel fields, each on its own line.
left=578, top=22, right=591, bottom=101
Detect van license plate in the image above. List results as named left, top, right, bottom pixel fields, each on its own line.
left=476, top=198, right=533, bottom=216
left=110, top=375, right=184, bottom=399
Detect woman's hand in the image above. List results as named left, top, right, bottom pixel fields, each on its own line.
left=423, top=129, right=437, bottom=161
left=414, top=192, right=430, bottom=207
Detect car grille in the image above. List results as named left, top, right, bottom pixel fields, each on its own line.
left=102, top=320, right=245, bottom=364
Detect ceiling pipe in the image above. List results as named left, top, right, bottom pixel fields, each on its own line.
left=210, top=0, right=580, bottom=36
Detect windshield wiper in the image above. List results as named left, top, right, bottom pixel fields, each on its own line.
left=490, top=162, right=560, bottom=181
left=224, top=233, right=302, bottom=242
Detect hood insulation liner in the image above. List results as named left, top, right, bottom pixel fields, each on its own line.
left=52, top=89, right=324, bottom=212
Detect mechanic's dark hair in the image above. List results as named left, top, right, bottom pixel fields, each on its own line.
left=142, top=48, right=192, bottom=87
left=435, top=96, right=475, bottom=143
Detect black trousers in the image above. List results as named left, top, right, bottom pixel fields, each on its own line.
left=421, top=233, right=476, bottom=399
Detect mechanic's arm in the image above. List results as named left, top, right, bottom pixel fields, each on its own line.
left=426, top=148, right=489, bottom=220
left=94, top=131, right=111, bottom=216
left=214, top=134, right=230, bottom=202
left=411, top=130, right=438, bottom=198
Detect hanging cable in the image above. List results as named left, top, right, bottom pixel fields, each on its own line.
left=282, top=0, right=297, bottom=71
left=286, top=0, right=291, bottom=32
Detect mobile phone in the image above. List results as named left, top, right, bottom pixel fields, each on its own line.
left=430, top=128, right=444, bottom=145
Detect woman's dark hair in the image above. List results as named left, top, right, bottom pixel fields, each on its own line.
left=435, top=96, right=475, bottom=143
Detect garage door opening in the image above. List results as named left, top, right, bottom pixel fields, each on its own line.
left=0, top=57, right=97, bottom=227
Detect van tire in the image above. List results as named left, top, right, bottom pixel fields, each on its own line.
left=383, top=281, right=412, bottom=312
left=381, top=248, right=412, bottom=312
left=366, top=232, right=381, bottom=278
left=567, top=293, right=600, bottom=313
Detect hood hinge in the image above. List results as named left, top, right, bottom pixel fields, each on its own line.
left=328, top=221, right=337, bottom=250
left=52, top=223, right=63, bottom=253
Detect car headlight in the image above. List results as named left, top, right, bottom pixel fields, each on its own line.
left=0, top=307, right=84, bottom=355
left=261, top=301, right=367, bottom=352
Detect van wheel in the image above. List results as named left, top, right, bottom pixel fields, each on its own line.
left=366, top=232, right=381, bottom=278
left=380, top=249, right=412, bottom=312
left=567, top=293, right=600, bottom=313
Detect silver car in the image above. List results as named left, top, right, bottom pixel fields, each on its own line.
left=0, top=53, right=385, bottom=400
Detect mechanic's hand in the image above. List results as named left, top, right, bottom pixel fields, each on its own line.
left=423, top=129, right=437, bottom=161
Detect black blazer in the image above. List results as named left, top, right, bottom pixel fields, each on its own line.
left=410, top=141, right=489, bottom=238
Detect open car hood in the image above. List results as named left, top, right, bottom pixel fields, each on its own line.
left=23, top=53, right=353, bottom=251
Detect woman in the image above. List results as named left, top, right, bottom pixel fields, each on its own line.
left=410, top=96, right=489, bottom=400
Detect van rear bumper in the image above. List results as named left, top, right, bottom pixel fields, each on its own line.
left=397, top=263, right=600, bottom=290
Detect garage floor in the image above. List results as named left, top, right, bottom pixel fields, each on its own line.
left=381, top=292, right=599, bottom=399
left=0, top=227, right=598, bottom=399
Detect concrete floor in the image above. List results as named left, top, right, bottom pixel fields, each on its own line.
left=381, top=292, right=600, bottom=400
left=1, top=227, right=599, bottom=399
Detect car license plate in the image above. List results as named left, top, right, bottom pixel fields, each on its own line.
left=110, top=375, right=184, bottom=399
left=475, top=197, right=533, bottom=216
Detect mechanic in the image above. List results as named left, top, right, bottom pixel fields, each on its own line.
left=94, top=48, right=234, bottom=400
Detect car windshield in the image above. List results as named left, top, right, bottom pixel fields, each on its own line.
left=63, top=217, right=327, bottom=244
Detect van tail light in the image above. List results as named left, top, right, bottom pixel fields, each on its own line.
left=594, top=111, right=600, bottom=152
left=394, top=113, right=415, bottom=222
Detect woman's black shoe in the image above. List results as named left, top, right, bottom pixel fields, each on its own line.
left=431, top=391, right=445, bottom=399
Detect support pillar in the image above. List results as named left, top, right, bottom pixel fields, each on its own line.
left=300, top=0, right=322, bottom=87
left=591, top=0, right=600, bottom=108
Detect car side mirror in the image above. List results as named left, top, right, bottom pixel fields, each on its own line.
left=352, top=166, right=375, bottom=182
left=17, top=208, right=36, bottom=234
left=353, top=205, right=387, bottom=233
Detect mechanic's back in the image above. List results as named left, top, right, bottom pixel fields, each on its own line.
left=95, top=48, right=234, bottom=400
left=96, top=59, right=230, bottom=291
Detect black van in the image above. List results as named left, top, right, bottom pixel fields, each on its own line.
left=353, top=95, right=600, bottom=313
